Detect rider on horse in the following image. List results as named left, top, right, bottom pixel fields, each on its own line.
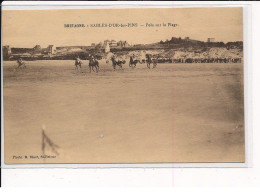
left=16, top=57, right=26, bottom=69
left=130, top=54, right=135, bottom=64
left=75, top=55, right=81, bottom=63
left=75, top=55, right=81, bottom=67
left=90, top=55, right=98, bottom=63
left=111, top=55, right=116, bottom=62
left=145, top=54, right=151, bottom=62
left=88, top=55, right=99, bottom=73
left=74, top=55, right=83, bottom=71
left=129, top=54, right=140, bottom=68
left=17, top=57, right=23, bottom=63
left=145, top=53, right=157, bottom=69
left=17, top=57, right=24, bottom=65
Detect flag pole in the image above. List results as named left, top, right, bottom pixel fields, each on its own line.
left=41, top=124, right=59, bottom=163
left=42, top=124, right=46, bottom=162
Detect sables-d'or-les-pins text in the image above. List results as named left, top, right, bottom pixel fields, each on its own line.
left=64, top=23, right=178, bottom=28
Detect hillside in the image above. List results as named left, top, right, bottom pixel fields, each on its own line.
left=112, top=47, right=243, bottom=61
left=3, top=37, right=243, bottom=61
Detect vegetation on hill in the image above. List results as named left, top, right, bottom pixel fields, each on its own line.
left=3, top=37, right=243, bottom=61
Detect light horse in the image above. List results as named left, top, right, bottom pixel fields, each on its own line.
left=145, top=54, right=157, bottom=69
left=111, top=56, right=125, bottom=71
left=74, top=57, right=83, bottom=71
left=88, top=57, right=99, bottom=73
left=16, top=59, right=26, bottom=69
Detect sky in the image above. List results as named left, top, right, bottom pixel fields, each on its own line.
left=2, top=7, right=243, bottom=48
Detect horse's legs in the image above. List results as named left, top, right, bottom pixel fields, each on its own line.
left=153, top=62, right=157, bottom=68
left=92, top=66, right=95, bottom=72
left=17, top=64, right=23, bottom=69
left=89, top=65, right=91, bottom=73
left=80, top=64, right=83, bottom=72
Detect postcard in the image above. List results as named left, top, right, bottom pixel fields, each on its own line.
left=2, top=7, right=244, bottom=164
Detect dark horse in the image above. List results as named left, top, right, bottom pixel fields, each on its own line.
left=88, top=58, right=99, bottom=73
left=145, top=54, right=157, bottom=69
left=129, top=56, right=140, bottom=68
left=111, top=57, right=125, bottom=71
left=16, top=59, right=26, bottom=69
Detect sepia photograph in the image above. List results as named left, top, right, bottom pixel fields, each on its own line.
left=2, top=7, right=244, bottom=164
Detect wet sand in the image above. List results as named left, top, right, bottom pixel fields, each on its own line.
left=3, top=60, right=244, bottom=163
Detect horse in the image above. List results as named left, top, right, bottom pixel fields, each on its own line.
left=111, top=57, right=125, bottom=71
left=88, top=58, right=99, bottom=73
left=129, top=56, right=140, bottom=68
left=75, top=59, right=83, bottom=71
left=145, top=54, right=157, bottom=69
left=16, top=59, right=26, bottom=69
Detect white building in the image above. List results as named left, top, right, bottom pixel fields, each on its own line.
left=105, top=43, right=110, bottom=53
left=47, top=45, right=56, bottom=54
